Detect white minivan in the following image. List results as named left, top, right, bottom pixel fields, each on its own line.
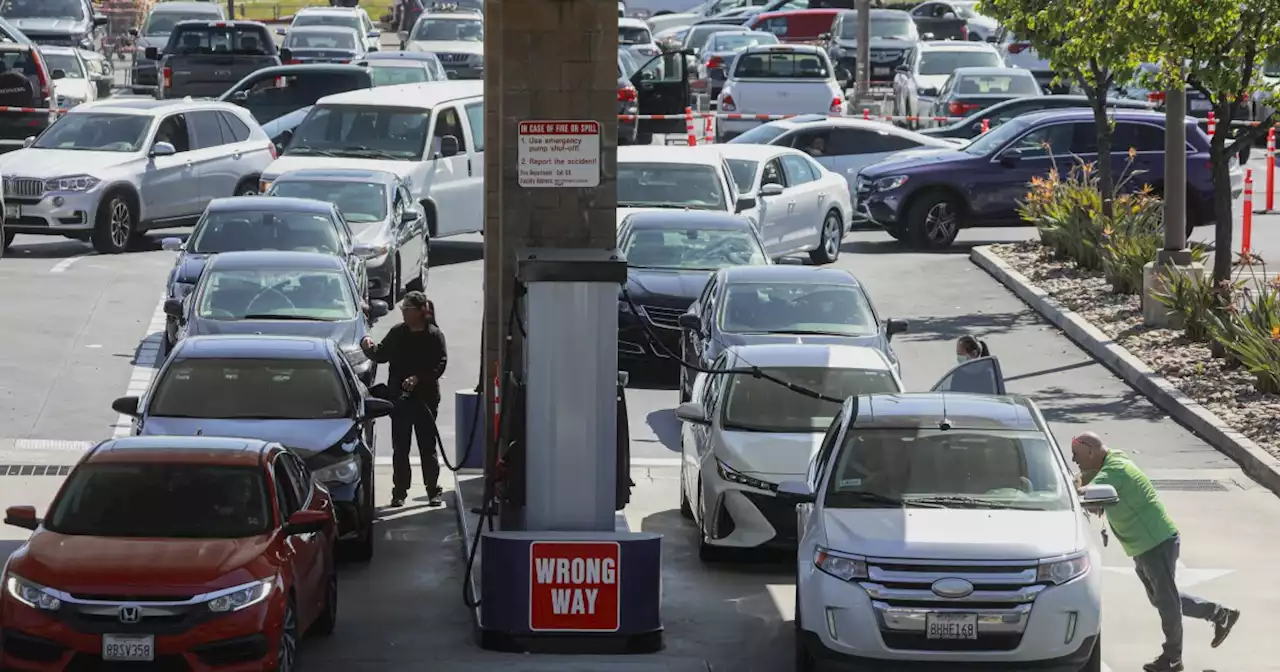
left=259, top=81, right=484, bottom=238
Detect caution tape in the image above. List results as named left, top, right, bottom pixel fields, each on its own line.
left=0, top=106, right=69, bottom=114
left=619, top=112, right=966, bottom=123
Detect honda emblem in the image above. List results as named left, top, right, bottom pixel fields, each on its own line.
left=118, top=605, right=141, bottom=623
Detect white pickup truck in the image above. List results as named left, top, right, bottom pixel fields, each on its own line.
left=716, top=44, right=846, bottom=142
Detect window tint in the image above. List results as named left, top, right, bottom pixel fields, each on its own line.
left=722, top=367, right=900, bottom=433
left=719, top=282, right=877, bottom=335
left=760, top=158, right=785, bottom=186
left=196, top=268, right=358, bottom=322
left=847, top=129, right=919, bottom=154
left=917, top=50, right=1001, bottom=76
left=464, top=101, right=483, bottom=152
left=1008, top=122, right=1075, bottom=158
left=33, top=113, right=151, bottom=152
left=292, top=13, right=361, bottom=31
left=733, top=51, right=830, bottom=79
left=368, top=62, right=430, bottom=86
left=188, top=110, right=226, bottom=148
left=726, top=158, right=758, bottom=193
left=218, top=111, right=252, bottom=142
left=150, top=357, right=352, bottom=420
left=273, top=459, right=299, bottom=518
left=169, top=25, right=273, bottom=55
left=953, top=73, right=1040, bottom=96
left=431, top=105, right=466, bottom=153
left=412, top=16, right=483, bottom=41
left=780, top=154, right=816, bottom=184
left=288, top=105, right=430, bottom=160
left=155, top=113, right=191, bottom=153
left=1, top=0, right=84, bottom=20
left=812, top=413, right=845, bottom=490
left=619, top=25, right=652, bottom=44
left=621, top=227, right=766, bottom=270
left=1113, top=122, right=1165, bottom=153
left=284, top=29, right=358, bottom=50
left=618, top=162, right=727, bottom=211
left=239, top=72, right=370, bottom=125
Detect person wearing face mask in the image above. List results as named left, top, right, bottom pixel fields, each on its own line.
left=946, top=335, right=995, bottom=393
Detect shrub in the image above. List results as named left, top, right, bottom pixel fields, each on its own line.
left=1100, top=193, right=1165, bottom=294
left=1154, top=267, right=1221, bottom=341
left=1021, top=164, right=1108, bottom=271
left=1207, top=271, right=1280, bottom=393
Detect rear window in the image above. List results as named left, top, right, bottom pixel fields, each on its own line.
left=954, top=73, right=1039, bottom=95
left=733, top=50, right=831, bottom=79
left=620, top=26, right=651, bottom=44
left=709, top=33, right=779, bottom=52
left=169, top=25, right=275, bottom=56
left=918, top=49, right=1000, bottom=76
left=368, top=62, right=430, bottom=86
left=145, top=11, right=221, bottom=36
left=149, top=357, right=352, bottom=420
left=292, top=13, right=361, bottom=30
left=285, top=29, right=358, bottom=50
left=237, top=72, right=370, bottom=124
left=727, top=122, right=789, bottom=145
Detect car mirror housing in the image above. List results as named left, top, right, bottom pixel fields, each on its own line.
left=677, top=313, right=701, bottom=332
left=674, top=401, right=709, bottom=425
left=4, top=505, right=39, bottom=531
left=759, top=183, right=785, bottom=197
left=284, top=509, right=329, bottom=535
left=1079, top=484, right=1119, bottom=507
left=368, top=300, right=389, bottom=319
left=163, top=297, right=184, bottom=318
left=151, top=141, right=176, bottom=157
left=885, top=318, right=909, bottom=337
left=112, top=396, right=140, bottom=417
left=363, top=397, right=395, bottom=420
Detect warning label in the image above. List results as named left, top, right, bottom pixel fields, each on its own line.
left=529, top=541, right=620, bottom=632
left=517, top=120, right=601, bottom=188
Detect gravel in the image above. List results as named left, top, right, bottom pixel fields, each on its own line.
left=991, top=241, right=1280, bottom=460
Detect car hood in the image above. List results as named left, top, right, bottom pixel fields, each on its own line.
left=12, top=533, right=273, bottom=592
left=139, top=417, right=355, bottom=456
left=350, top=220, right=392, bottom=244
left=10, top=17, right=86, bottom=34
left=820, top=508, right=1080, bottom=560
left=0, top=149, right=138, bottom=177
left=861, top=148, right=971, bottom=177
left=717, top=331, right=884, bottom=351
left=408, top=40, right=483, bottom=55
left=188, top=317, right=361, bottom=345
left=718, top=430, right=822, bottom=478
left=625, top=267, right=713, bottom=303
left=264, top=156, right=412, bottom=182
left=54, top=79, right=93, bottom=101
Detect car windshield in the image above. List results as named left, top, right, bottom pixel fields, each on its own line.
left=726, top=158, right=758, bottom=193
left=46, top=464, right=272, bottom=538
left=262, top=105, right=311, bottom=142
left=620, top=26, right=652, bottom=44
left=685, top=27, right=732, bottom=53
left=33, top=113, right=151, bottom=152
left=150, top=357, right=351, bottom=419
left=285, top=30, right=357, bottom=50
left=0, top=0, right=83, bottom=20
left=196, top=268, right=357, bottom=321
left=618, top=163, right=728, bottom=210
left=825, top=429, right=1072, bottom=510
left=618, top=49, right=639, bottom=77
left=843, top=17, right=913, bottom=40
left=170, top=26, right=272, bottom=55
left=918, top=50, right=1000, bottom=76
left=368, top=62, right=430, bottom=85
left=710, top=32, right=778, bottom=52
left=286, top=105, right=430, bottom=160
left=733, top=51, right=830, bottom=79
left=269, top=179, right=387, bottom=223
left=145, top=12, right=218, bottom=35
left=39, top=51, right=83, bottom=78
left=1265, top=53, right=1280, bottom=77
left=953, top=73, right=1039, bottom=95
left=727, top=122, right=789, bottom=144
left=621, top=226, right=765, bottom=270
left=292, top=13, right=360, bottom=30
left=188, top=210, right=343, bottom=254
left=722, top=367, right=899, bottom=433
left=412, top=17, right=483, bottom=41
left=962, top=115, right=1030, bottom=155
left=720, top=282, right=877, bottom=335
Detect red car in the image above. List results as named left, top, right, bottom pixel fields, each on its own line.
left=0, top=436, right=338, bottom=671
left=746, top=9, right=843, bottom=44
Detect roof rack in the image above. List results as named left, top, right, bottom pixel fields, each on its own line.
left=426, top=3, right=482, bottom=14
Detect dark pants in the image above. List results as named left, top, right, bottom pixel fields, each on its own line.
left=391, top=397, right=440, bottom=498
left=1132, top=534, right=1221, bottom=660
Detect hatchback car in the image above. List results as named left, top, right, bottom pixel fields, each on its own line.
left=0, top=98, right=275, bottom=254
left=1, top=435, right=339, bottom=670
left=113, top=335, right=393, bottom=561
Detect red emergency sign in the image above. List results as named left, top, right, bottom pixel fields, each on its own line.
left=529, top=541, right=620, bottom=632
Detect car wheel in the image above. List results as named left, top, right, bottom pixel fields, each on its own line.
left=234, top=179, right=258, bottom=196
left=277, top=597, right=298, bottom=672
left=906, top=191, right=961, bottom=249
left=1080, top=634, right=1102, bottom=672
left=92, top=191, right=135, bottom=255
left=406, top=247, right=427, bottom=293
left=679, top=463, right=693, bottom=520
left=345, top=482, right=375, bottom=562
left=389, top=256, right=402, bottom=303
left=808, top=209, right=842, bottom=264
left=310, top=568, right=338, bottom=637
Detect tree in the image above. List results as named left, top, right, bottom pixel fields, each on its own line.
left=979, top=0, right=1147, bottom=217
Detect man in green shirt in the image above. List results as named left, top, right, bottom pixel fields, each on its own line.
left=1071, top=432, right=1240, bottom=672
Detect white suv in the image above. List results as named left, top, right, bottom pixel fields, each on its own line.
left=784, top=366, right=1112, bottom=672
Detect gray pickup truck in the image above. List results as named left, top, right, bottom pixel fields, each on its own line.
left=145, top=20, right=280, bottom=99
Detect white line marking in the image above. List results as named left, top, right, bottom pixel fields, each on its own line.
left=113, top=294, right=168, bottom=438
left=13, top=439, right=94, bottom=451
left=49, top=252, right=91, bottom=273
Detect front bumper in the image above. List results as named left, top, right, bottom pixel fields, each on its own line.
left=2, top=189, right=104, bottom=236
left=855, top=185, right=904, bottom=227
left=364, top=256, right=394, bottom=300
left=618, top=306, right=682, bottom=365
left=699, top=466, right=797, bottom=548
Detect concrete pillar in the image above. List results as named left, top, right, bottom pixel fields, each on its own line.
left=482, top=0, right=619, bottom=476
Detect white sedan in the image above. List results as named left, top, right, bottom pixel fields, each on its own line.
left=718, top=144, right=852, bottom=264
left=675, top=344, right=905, bottom=560
left=617, top=145, right=747, bottom=227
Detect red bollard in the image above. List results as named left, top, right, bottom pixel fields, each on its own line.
left=685, top=107, right=695, bottom=146
left=862, top=108, right=871, bottom=120
left=1207, top=111, right=1216, bottom=139
left=981, top=118, right=990, bottom=134
left=1265, top=127, right=1276, bottom=213
left=1242, top=169, right=1253, bottom=257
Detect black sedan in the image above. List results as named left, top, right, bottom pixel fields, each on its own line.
left=618, top=210, right=771, bottom=373
left=161, top=196, right=368, bottom=354
left=267, top=168, right=429, bottom=303
left=920, top=94, right=1155, bottom=140
left=218, top=63, right=373, bottom=125
left=677, top=265, right=909, bottom=402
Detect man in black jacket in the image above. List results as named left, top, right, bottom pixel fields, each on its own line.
left=359, top=291, right=448, bottom=507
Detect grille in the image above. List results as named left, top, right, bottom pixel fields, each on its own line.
left=4, top=177, right=46, bottom=198
left=741, top=491, right=797, bottom=543
left=0, top=464, right=71, bottom=476
left=438, top=53, right=470, bottom=63
left=641, top=305, right=684, bottom=329
left=869, top=50, right=903, bottom=63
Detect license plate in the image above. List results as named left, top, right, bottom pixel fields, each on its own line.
left=873, top=67, right=891, bottom=77
left=4, top=203, right=18, bottom=219
left=1191, top=99, right=1211, bottom=111
left=102, top=634, right=154, bottom=661
left=925, top=613, right=978, bottom=640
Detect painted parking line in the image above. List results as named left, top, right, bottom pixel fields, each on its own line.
left=49, top=252, right=92, bottom=273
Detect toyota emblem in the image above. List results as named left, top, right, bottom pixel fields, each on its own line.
left=118, top=605, right=141, bottom=623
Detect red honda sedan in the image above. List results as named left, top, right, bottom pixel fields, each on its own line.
left=0, top=435, right=338, bottom=671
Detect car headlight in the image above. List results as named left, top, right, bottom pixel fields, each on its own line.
left=716, top=458, right=776, bottom=491
left=358, top=243, right=391, bottom=262
left=873, top=175, right=909, bottom=191
left=48, top=175, right=100, bottom=192
left=4, top=574, right=62, bottom=611
left=814, top=546, right=868, bottom=582
left=312, top=454, right=361, bottom=485
left=207, top=578, right=273, bottom=613
left=1037, top=552, right=1090, bottom=585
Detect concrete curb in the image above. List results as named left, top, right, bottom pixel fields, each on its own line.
left=970, top=245, right=1280, bottom=498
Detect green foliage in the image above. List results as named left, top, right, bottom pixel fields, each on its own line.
left=1101, top=199, right=1165, bottom=294
left=1154, top=267, right=1221, bottom=342
left=1205, top=269, right=1280, bottom=393
left=1021, top=164, right=1107, bottom=270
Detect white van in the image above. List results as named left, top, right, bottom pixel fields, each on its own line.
left=258, top=80, right=484, bottom=238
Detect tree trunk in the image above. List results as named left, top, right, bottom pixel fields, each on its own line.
left=1210, top=122, right=1234, bottom=285
left=1092, top=96, right=1114, bottom=218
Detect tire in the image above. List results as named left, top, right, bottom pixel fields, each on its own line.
left=92, top=191, right=136, bottom=255
left=679, top=463, right=693, bottom=520
left=276, top=597, right=298, bottom=672
left=234, top=179, right=258, bottom=196
left=344, top=481, right=375, bottom=562
left=310, top=568, right=338, bottom=637
left=1080, top=634, right=1102, bottom=672
left=905, top=191, right=961, bottom=249
left=405, top=246, right=427, bottom=292
left=808, top=209, right=843, bottom=264
left=389, top=256, right=402, bottom=303
left=2, top=229, right=12, bottom=254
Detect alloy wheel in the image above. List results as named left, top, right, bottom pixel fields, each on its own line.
left=278, top=601, right=298, bottom=671
left=822, top=214, right=841, bottom=259
left=924, top=202, right=958, bottom=245
left=109, top=199, right=132, bottom=249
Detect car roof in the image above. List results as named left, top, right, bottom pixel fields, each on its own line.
left=618, top=145, right=727, bottom=165
left=173, top=334, right=338, bottom=360
left=296, top=6, right=365, bottom=15
left=1016, top=108, right=1167, bottom=125
left=619, top=17, right=649, bottom=28
left=88, top=436, right=273, bottom=467
left=274, top=168, right=399, bottom=185
left=206, top=196, right=336, bottom=214
left=753, top=9, right=842, bottom=19
left=249, top=63, right=369, bottom=77
left=74, top=98, right=245, bottom=116
left=743, top=43, right=825, bottom=54
left=953, top=66, right=1027, bottom=76
left=286, top=24, right=361, bottom=33
left=153, top=1, right=222, bottom=12
left=172, top=19, right=270, bottom=29
left=919, top=41, right=997, bottom=51
left=853, top=393, right=1042, bottom=431
left=623, top=210, right=754, bottom=229
left=721, top=265, right=858, bottom=285
left=205, top=250, right=347, bottom=272
left=317, top=80, right=482, bottom=107
left=37, top=45, right=77, bottom=55
left=717, top=143, right=809, bottom=161
left=726, top=344, right=893, bottom=371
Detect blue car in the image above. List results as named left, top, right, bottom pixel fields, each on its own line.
left=112, top=335, right=393, bottom=561
left=856, top=109, right=1245, bottom=248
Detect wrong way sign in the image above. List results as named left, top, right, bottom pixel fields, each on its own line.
left=529, top=541, right=620, bottom=632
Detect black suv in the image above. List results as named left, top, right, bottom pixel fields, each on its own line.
left=0, top=44, right=60, bottom=155
left=0, top=0, right=107, bottom=51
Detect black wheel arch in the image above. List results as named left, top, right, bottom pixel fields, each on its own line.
left=419, top=198, right=438, bottom=237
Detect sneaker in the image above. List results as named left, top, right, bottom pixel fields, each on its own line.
left=1143, top=656, right=1184, bottom=672
left=427, top=492, right=443, bottom=507
left=1212, top=608, right=1240, bottom=648
left=390, top=495, right=406, bottom=508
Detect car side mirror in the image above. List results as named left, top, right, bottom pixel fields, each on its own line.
left=276, top=27, right=287, bottom=36
left=921, top=87, right=938, bottom=96
left=94, top=14, right=109, bottom=26
left=129, top=27, right=139, bottom=37
left=678, top=313, right=701, bottom=332
left=438, top=135, right=460, bottom=158
left=283, top=509, right=329, bottom=535
left=401, top=209, right=420, bottom=224
left=674, top=401, right=709, bottom=425
left=51, top=69, right=66, bottom=80
left=776, top=481, right=816, bottom=503
left=161, top=237, right=183, bottom=251
left=144, top=46, right=159, bottom=61
left=1079, top=484, right=1119, bottom=507
left=999, top=147, right=1022, bottom=167
left=886, top=318, right=909, bottom=337
left=368, top=299, right=389, bottom=319
left=112, top=396, right=140, bottom=417
left=922, top=32, right=935, bottom=40
left=986, top=34, right=998, bottom=43
left=363, top=397, right=395, bottom=420
left=278, top=48, right=292, bottom=62
left=618, top=371, right=629, bottom=388
left=232, top=90, right=249, bottom=103
left=275, top=128, right=294, bottom=151
left=151, top=141, right=176, bottom=157
left=163, top=297, right=184, bottom=318
left=735, top=195, right=756, bottom=213
left=367, top=30, right=380, bottom=39
left=22, top=136, right=35, bottom=148
left=818, top=32, right=831, bottom=40
left=4, top=505, right=39, bottom=531
left=759, top=183, right=785, bottom=197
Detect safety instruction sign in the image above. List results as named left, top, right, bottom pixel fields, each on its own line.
left=529, top=541, right=620, bottom=632
left=518, top=120, right=601, bottom=188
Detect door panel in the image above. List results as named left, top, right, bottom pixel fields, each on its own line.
left=779, top=153, right=820, bottom=250
left=423, top=104, right=471, bottom=237
left=188, top=110, right=237, bottom=210
left=632, top=52, right=690, bottom=136
left=930, top=356, right=1006, bottom=394
left=756, top=158, right=790, bottom=253
left=141, top=114, right=197, bottom=222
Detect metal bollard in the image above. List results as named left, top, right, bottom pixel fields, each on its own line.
left=1242, top=169, right=1253, bottom=257
left=685, top=107, right=695, bottom=146
left=1207, top=111, right=1216, bottom=139
left=981, top=118, right=989, bottom=134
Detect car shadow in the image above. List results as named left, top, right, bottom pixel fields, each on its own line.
left=4, top=237, right=92, bottom=259
left=429, top=241, right=483, bottom=268
left=892, top=310, right=1041, bottom=344
left=645, top=408, right=682, bottom=453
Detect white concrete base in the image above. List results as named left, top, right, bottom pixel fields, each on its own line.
left=1142, top=261, right=1205, bottom=328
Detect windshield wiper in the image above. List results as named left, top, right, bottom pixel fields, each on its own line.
left=767, top=329, right=864, bottom=337
left=839, top=492, right=946, bottom=508
left=285, top=147, right=341, bottom=157
left=341, top=146, right=403, bottom=159
left=240, top=314, right=328, bottom=321
left=908, top=495, right=1034, bottom=509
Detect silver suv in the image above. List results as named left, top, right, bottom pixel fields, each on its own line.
left=0, top=98, right=274, bottom=254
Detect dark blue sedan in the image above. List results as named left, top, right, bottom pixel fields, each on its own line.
left=856, top=109, right=1245, bottom=248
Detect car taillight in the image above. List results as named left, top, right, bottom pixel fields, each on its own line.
left=707, top=55, right=723, bottom=69
left=830, top=97, right=844, bottom=114
left=268, top=142, right=277, bottom=159
left=285, top=59, right=301, bottom=65
left=949, top=101, right=977, bottom=115
left=721, top=94, right=736, bottom=112
left=960, top=25, right=968, bottom=39
left=339, top=59, right=350, bottom=63
left=1007, top=42, right=1029, bottom=54
left=618, top=86, right=637, bottom=102
left=163, top=66, right=172, bottom=89
left=1148, top=91, right=1166, bottom=103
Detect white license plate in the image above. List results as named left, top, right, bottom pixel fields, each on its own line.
left=4, top=203, right=19, bottom=219
left=873, top=67, right=891, bottom=77
left=1191, top=99, right=1211, bottom=111
left=102, top=634, right=154, bottom=661
left=925, top=613, right=978, bottom=640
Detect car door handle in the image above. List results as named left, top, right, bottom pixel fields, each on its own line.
left=818, top=194, right=826, bottom=203
left=788, top=201, right=796, bottom=213
left=467, top=158, right=472, bottom=177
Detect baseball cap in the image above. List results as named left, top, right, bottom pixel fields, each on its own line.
left=403, top=291, right=430, bottom=309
